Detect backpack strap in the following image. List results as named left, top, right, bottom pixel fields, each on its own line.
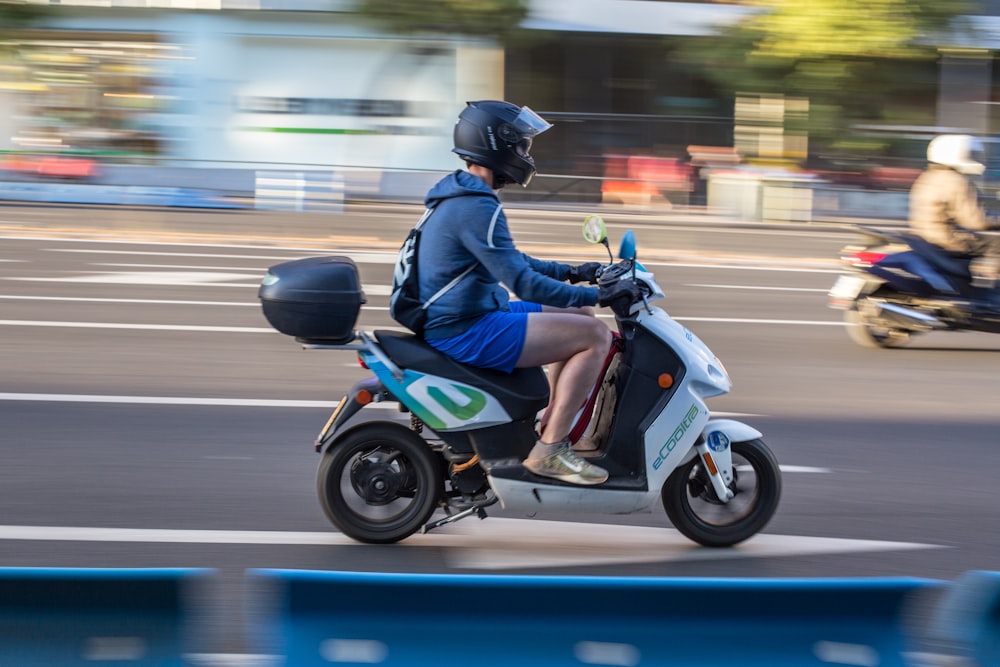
left=424, top=262, right=477, bottom=310
left=414, top=205, right=479, bottom=311
left=414, top=205, right=435, bottom=230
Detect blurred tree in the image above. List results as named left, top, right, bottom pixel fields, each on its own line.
left=679, top=0, right=974, bottom=165
left=0, top=0, right=48, bottom=29
left=356, top=0, right=529, bottom=41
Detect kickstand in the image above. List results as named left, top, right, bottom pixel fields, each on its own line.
left=422, top=498, right=497, bottom=534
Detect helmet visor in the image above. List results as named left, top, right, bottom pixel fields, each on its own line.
left=511, top=106, right=553, bottom=138
left=970, top=139, right=986, bottom=168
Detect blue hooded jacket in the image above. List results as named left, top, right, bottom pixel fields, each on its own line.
left=417, top=170, right=599, bottom=339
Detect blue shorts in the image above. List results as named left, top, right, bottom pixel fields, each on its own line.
left=427, top=301, right=542, bottom=374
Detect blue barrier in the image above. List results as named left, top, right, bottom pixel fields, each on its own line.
left=0, top=567, right=212, bottom=666
left=0, top=181, right=246, bottom=209
left=246, top=569, right=945, bottom=667
left=2, top=566, right=994, bottom=666
left=927, top=569, right=1000, bottom=665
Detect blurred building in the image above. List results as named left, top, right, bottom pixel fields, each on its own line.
left=0, top=0, right=502, bottom=182
left=1, top=0, right=999, bottom=201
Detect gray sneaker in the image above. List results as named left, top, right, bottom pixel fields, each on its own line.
left=524, top=444, right=609, bottom=485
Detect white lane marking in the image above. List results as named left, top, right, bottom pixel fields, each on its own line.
left=0, top=519, right=942, bottom=569
left=437, top=518, right=945, bottom=570
left=0, top=289, right=390, bottom=304
left=0, top=393, right=761, bottom=422
left=96, top=263, right=272, bottom=270
left=664, top=262, right=842, bottom=273
left=677, top=317, right=843, bottom=325
left=41, top=246, right=843, bottom=272
left=12, top=271, right=261, bottom=285
left=0, top=317, right=846, bottom=331
left=0, top=320, right=275, bottom=332
left=45, top=248, right=399, bottom=264
left=0, top=390, right=826, bottom=474
left=0, top=524, right=357, bottom=545
left=689, top=283, right=829, bottom=293
left=0, top=294, right=257, bottom=306
left=9, top=234, right=849, bottom=270
left=4, top=235, right=375, bottom=253
left=46, top=249, right=316, bottom=260
left=0, top=392, right=338, bottom=408
left=774, top=465, right=830, bottom=473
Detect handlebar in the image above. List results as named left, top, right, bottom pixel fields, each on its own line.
left=597, top=258, right=654, bottom=317
left=597, top=258, right=635, bottom=283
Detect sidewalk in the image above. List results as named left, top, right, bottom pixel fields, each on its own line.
left=0, top=184, right=901, bottom=271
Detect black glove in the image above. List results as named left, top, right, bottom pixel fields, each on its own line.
left=567, top=262, right=602, bottom=284
left=597, top=280, right=643, bottom=315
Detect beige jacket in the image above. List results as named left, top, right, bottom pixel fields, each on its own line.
left=908, top=165, right=994, bottom=254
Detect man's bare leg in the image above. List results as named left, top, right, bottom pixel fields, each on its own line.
left=516, top=310, right=611, bottom=484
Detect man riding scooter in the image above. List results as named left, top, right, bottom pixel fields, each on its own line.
left=908, top=134, right=1000, bottom=293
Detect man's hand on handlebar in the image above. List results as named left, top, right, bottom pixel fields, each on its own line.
left=598, top=279, right=644, bottom=316
left=567, top=262, right=603, bottom=284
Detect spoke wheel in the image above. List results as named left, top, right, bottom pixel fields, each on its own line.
left=662, top=438, right=781, bottom=547
left=318, top=422, right=443, bottom=544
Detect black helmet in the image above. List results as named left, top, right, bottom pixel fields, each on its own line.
left=453, top=100, right=552, bottom=187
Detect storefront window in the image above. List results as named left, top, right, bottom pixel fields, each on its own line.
left=0, top=38, right=183, bottom=167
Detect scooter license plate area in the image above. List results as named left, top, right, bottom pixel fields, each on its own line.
left=828, top=275, right=866, bottom=305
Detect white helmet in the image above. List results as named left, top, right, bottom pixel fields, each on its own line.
left=927, top=134, right=986, bottom=175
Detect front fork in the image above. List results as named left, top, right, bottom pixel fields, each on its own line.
left=696, top=435, right=735, bottom=502
left=694, top=419, right=762, bottom=502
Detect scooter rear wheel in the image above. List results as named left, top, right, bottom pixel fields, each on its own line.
left=317, top=422, right=444, bottom=544
left=662, top=438, right=781, bottom=547
left=843, top=308, right=912, bottom=348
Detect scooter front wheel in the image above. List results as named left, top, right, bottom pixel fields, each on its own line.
left=662, top=438, right=781, bottom=547
left=317, top=422, right=444, bottom=544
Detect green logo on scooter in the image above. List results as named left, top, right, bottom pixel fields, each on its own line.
left=427, top=385, right=487, bottom=420
left=400, top=372, right=507, bottom=431
left=653, top=404, right=700, bottom=470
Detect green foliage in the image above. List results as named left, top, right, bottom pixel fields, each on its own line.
left=355, top=0, right=530, bottom=41
left=679, top=0, right=971, bottom=161
left=747, top=0, right=927, bottom=60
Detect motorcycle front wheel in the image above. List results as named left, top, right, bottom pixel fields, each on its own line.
left=317, top=422, right=444, bottom=544
left=662, top=438, right=781, bottom=547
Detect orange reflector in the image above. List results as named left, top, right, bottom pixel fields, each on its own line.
left=702, top=452, right=719, bottom=476
left=356, top=389, right=372, bottom=405
left=658, top=374, right=674, bottom=389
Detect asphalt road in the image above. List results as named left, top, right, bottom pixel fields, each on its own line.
left=1, top=203, right=998, bottom=657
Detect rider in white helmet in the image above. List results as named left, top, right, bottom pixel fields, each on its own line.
left=909, top=134, right=1000, bottom=281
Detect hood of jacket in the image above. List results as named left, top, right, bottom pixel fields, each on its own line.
left=425, top=170, right=498, bottom=209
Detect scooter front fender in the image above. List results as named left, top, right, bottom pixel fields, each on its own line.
left=702, top=419, right=762, bottom=443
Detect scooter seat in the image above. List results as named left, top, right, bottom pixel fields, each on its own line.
left=902, top=233, right=972, bottom=280
left=373, top=330, right=550, bottom=421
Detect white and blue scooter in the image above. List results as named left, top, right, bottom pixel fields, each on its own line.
left=260, top=216, right=782, bottom=546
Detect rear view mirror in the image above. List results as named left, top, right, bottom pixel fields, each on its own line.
left=583, top=214, right=613, bottom=264
left=582, top=214, right=607, bottom=244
